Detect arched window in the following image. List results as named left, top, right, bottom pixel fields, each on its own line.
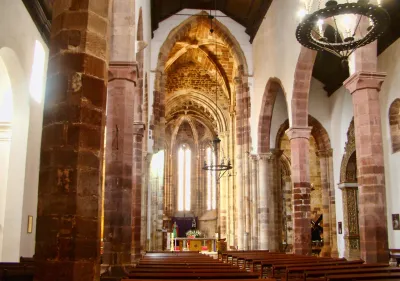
left=389, top=99, right=400, bottom=153
left=178, top=144, right=191, bottom=211
left=206, top=147, right=216, bottom=210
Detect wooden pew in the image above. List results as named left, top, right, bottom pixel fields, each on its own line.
left=0, top=262, right=34, bottom=281
left=389, top=249, right=400, bottom=267
left=283, top=263, right=388, bottom=280
left=127, top=272, right=260, bottom=279
left=326, top=272, right=400, bottom=280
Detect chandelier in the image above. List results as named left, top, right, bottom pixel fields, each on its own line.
left=202, top=5, right=232, bottom=181
left=296, top=0, right=390, bottom=65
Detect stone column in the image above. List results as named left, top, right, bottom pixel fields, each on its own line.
left=103, top=63, right=137, bottom=272
left=234, top=77, right=244, bottom=249
left=268, top=150, right=282, bottom=252
left=282, top=176, right=293, bottom=251
left=328, top=152, right=339, bottom=257
left=244, top=152, right=250, bottom=250
left=286, top=127, right=312, bottom=255
left=339, top=183, right=361, bottom=260
left=141, top=154, right=151, bottom=253
left=317, top=149, right=332, bottom=257
left=34, top=1, right=110, bottom=280
left=250, top=155, right=258, bottom=250
left=258, top=153, right=269, bottom=250
left=316, top=150, right=332, bottom=257
left=132, top=122, right=145, bottom=258
left=344, top=72, right=388, bottom=263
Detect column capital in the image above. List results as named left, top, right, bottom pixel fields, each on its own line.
left=258, top=152, right=274, bottom=161
left=234, top=76, right=242, bottom=85
left=133, top=122, right=145, bottom=136
left=316, top=149, right=333, bottom=158
left=0, top=122, right=11, bottom=141
left=338, top=182, right=358, bottom=190
left=250, top=154, right=259, bottom=162
left=108, top=61, right=139, bottom=83
left=283, top=175, right=292, bottom=183
left=343, top=71, right=386, bottom=95
left=285, top=127, right=312, bottom=141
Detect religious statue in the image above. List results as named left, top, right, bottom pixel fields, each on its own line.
left=172, top=221, right=179, bottom=238
left=191, top=218, right=196, bottom=229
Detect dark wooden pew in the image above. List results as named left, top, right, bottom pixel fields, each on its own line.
left=283, top=263, right=388, bottom=280
left=326, top=272, right=400, bottom=280
left=127, top=272, right=260, bottom=279
left=306, top=266, right=400, bottom=280
left=389, top=249, right=400, bottom=267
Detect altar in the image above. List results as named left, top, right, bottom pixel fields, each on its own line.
left=172, top=237, right=217, bottom=252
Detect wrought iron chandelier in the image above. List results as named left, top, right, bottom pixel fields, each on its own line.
left=296, top=0, right=390, bottom=65
left=202, top=4, right=232, bottom=180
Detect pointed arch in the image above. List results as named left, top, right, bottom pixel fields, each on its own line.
left=291, top=47, right=317, bottom=127
left=152, top=11, right=250, bottom=150
left=258, top=77, right=287, bottom=153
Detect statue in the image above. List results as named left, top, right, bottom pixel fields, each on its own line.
left=191, top=218, right=196, bottom=229
left=172, top=221, right=179, bottom=238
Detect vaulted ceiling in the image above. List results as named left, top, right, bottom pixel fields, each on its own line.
left=22, top=0, right=400, bottom=97
left=165, top=16, right=235, bottom=147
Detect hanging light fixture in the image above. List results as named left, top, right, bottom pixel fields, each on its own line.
left=202, top=2, right=232, bottom=182
left=296, top=0, right=390, bottom=65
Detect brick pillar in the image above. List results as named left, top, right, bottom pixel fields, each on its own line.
left=250, top=155, right=259, bottom=250
left=34, top=1, right=110, bottom=280
left=286, top=127, right=312, bottom=255
left=103, top=63, right=137, bottom=273
left=344, top=71, right=389, bottom=263
left=317, top=150, right=332, bottom=257
left=258, top=153, right=270, bottom=250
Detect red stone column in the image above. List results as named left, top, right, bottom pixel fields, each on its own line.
left=103, top=63, right=137, bottom=272
left=34, top=1, right=110, bottom=280
left=286, top=127, right=312, bottom=255
left=344, top=71, right=389, bottom=263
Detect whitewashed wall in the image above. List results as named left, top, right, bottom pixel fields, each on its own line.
left=252, top=0, right=305, bottom=152
left=378, top=38, right=400, bottom=250
left=0, top=0, right=48, bottom=261
left=270, top=88, right=288, bottom=149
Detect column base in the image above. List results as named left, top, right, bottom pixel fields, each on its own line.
left=320, top=245, right=331, bottom=257
left=100, top=264, right=135, bottom=280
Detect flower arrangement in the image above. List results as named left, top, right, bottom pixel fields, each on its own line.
left=186, top=229, right=202, bottom=238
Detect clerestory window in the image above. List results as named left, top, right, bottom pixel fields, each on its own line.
left=178, top=144, right=191, bottom=211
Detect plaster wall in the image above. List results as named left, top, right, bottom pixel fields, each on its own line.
left=270, top=89, right=288, bottom=149
left=378, top=38, right=400, bottom=249
left=252, top=0, right=304, bottom=152
left=309, top=78, right=332, bottom=138
left=328, top=85, right=354, bottom=257
left=0, top=0, right=48, bottom=261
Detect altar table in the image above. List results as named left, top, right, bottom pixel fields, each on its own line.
left=172, top=237, right=217, bottom=252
